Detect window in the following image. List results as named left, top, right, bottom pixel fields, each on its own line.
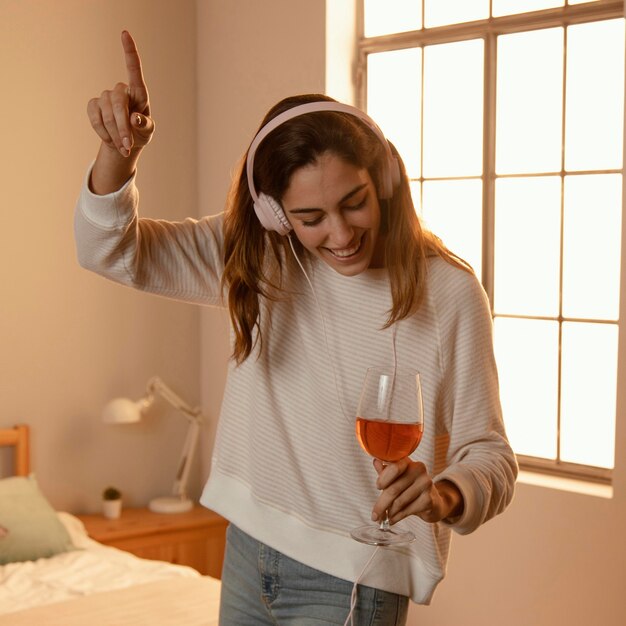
left=359, top=0, right=624, bottom=483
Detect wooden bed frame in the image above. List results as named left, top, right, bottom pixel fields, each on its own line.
left=0, top=425, right=30, bottom=476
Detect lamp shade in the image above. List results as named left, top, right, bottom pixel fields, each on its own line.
left=102, top=397, right=152, bottom=424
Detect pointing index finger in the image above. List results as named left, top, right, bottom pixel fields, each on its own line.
left=121, top=31, right=148, bottom=107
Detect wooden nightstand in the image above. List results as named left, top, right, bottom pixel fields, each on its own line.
left=76, top=505, right=228, bottom=579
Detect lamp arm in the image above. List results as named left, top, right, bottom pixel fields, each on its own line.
left=146, top=376, right=203, bottom=422
left=172, top=418, right=201, bottom=498
left=141, top=376, right=204, bottom=503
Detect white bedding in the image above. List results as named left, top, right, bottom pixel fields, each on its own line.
left=0, top=578, right=221, bottom=626
left=0, top=512, right=220, bottom=621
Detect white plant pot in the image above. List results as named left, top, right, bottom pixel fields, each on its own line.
left=102, top=499, right=122, bottom=519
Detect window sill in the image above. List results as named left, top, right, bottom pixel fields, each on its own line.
left=518, top=470, right=613, bottom=499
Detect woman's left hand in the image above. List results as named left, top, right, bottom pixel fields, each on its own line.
left=371, top=458, right=464, bottom=525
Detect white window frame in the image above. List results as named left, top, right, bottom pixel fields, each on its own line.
left=357, top=0, right=625, bottom=484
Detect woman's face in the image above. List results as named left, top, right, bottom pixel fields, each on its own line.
left=281, top=153, right=384, bottom=276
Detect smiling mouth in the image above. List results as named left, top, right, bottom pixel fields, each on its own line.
left=325, top=235, right=364, bottom=259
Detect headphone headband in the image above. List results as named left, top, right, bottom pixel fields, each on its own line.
left=246, top=101, right=401, bottom=235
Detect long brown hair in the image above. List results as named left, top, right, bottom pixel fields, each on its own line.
left=222, top=94, right=471, bottom=364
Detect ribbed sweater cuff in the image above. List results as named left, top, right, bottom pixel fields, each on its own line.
left=434, top=469, right=483, bottom=535
left=77, top=162, right=137, bottom=229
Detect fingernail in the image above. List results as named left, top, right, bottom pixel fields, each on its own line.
left=134, top=114, right=142, bottom=127
left=371, top=512, right=378, bottom=522
left=122, top=137, right=131, bottom=152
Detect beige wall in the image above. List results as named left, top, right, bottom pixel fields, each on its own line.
left=0, top=0, right=202, bottom=512
left=1, top=0, right=625, bottom=624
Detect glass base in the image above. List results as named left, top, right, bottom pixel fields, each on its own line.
left=350, top=524, right=415, bottom=546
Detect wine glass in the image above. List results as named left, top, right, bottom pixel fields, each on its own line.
left=351, top=366, right=424, bottom=546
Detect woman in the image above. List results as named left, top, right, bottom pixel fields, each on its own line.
left=77, top=31, right=517, bottom=625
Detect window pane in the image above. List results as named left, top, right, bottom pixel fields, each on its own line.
left=563, top=174, right=622, bottom=320
left=425, top=0, right=488, bottom=28
left=368, top=48, right=422, bottom=178
left=565, top=19, right=625, bottom=172
left=560, top=322, right=617, bottom=468
left=494, top=318, right=559, bottom=459
left=496, top=28, right=564, bottom=174
left=423, top=39, right=484, bottom=177
left=421, top=179, right=483, bottom=276
left=364, top=0, right=422, bottom=37
left=492, top=0, right=563, bottom=17
left=494, top=177, right=561, bottom=316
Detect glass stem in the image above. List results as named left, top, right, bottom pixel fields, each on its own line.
left=379, top=461, right=391, bottom=532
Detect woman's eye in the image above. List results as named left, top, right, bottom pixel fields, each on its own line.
left=346, top=197, right=367, bottom=211
left=299, top=195, right=367, bottom=227
left=301, top=216, right=323, bottom=227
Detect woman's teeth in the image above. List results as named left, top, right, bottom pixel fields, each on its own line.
left=329, top=241, right=361, bottom=258
left=327, top=239, right=363, bottom=259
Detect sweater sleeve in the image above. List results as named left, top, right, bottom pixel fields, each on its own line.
left=73, top=165, right=226, bottom=305
left=432, top=265, right=518, bottom=535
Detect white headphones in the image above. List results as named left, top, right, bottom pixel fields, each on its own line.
left=245, top=101, right=401, bottom=236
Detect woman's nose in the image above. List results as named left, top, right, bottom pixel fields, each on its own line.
left=328, top=215, right=355, bottom=248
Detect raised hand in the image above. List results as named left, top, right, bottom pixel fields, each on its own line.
left=87, top=31, right=154, bottom=159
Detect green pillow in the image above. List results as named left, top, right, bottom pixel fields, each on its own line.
left=0, top=474, right=74, bottom=564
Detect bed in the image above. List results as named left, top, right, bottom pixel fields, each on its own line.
left=0, top=425, right=221, bottom=625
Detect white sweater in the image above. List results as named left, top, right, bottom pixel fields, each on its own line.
left=74, top=171, right=517, bottom=604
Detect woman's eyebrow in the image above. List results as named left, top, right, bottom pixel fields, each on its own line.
left=288, top=183, right=368, bottom=214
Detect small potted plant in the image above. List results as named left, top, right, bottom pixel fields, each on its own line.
left=102, top=486, right=122, bottom=519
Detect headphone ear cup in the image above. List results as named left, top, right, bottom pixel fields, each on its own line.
left=389, top=156, right=401, bottom=191
left=254, top=193, right=292, bottom=235
left=378, top=156, right=401, bottom=200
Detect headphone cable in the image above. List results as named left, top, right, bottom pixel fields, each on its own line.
left=287, top=234, right=398, bottom=624
left=287, top=234, right=352, bottom=424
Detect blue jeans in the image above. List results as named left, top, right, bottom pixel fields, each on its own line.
left=219, top=524, right=409, bottom=626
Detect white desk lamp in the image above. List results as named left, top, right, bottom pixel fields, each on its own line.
left=102, top=376, right=203, bottom=514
